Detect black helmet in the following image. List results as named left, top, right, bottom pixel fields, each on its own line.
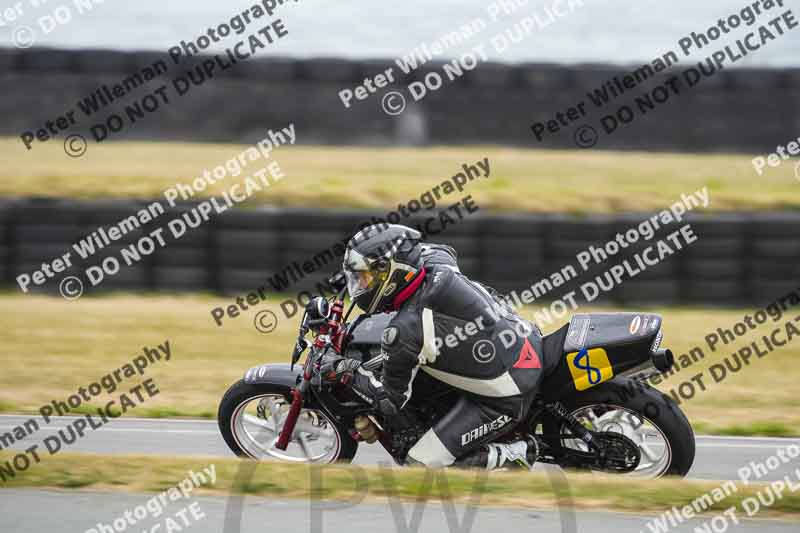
left=343, top=224, right=424, bottom=313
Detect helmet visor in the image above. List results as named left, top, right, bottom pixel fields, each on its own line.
left=343, top=248, right=380, bottom=299
left=344, top=268, right=378, bottom=299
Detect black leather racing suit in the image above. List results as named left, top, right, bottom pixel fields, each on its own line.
left=349, top=244, right=545, bottom=467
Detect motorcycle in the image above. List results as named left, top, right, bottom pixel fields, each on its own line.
left=218, top=276, right=695, bottom=478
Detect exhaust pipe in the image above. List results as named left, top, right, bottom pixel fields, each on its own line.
left=620, top=349, right=674, bottom=381
left=651, top=349, right=674, bottom=372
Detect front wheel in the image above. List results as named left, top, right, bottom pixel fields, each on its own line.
left=541, top=377, right=695, bottom=478
left=218, top=379, right=358, bottom=464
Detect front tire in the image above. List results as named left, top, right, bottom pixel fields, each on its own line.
left=218, top=379, right=358, bottom=464
left=543, top=377, right=695, bottom=477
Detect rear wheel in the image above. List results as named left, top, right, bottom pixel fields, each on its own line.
left=218, top=380, right=358, bottom=464
left=541, top=378, right=695, bottom=478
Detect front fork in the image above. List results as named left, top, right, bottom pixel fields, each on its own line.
left=275, top=376, right=310, bottom=450
left=277, top=298, right=347, bottom=451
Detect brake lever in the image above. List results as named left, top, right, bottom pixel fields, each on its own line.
left=290, top=337, right=309, bottom=371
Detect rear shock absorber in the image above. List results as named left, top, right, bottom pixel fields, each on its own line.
left=545, top=402, right=598, bottom=451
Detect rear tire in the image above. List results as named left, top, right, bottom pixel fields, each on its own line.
left=218, top=379, right=358, bottom=463
left=542, top=377, right=695, bottom=477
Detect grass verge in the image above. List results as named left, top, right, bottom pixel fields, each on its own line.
left=1, top=452, right=799, bottom=518
left=710, top=423, right=799, bottom=438
left=0, top=139, right=798, bottom=213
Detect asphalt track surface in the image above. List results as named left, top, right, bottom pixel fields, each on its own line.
left=2, top=415, right=800, bottom=532
left=1, top=415, right=799, bottom=481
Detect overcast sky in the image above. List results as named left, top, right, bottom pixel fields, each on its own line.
left=1, top=0, right=797, bottom=67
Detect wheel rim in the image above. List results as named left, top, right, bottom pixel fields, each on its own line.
left=560, top=404, right=672, bottom=478
left=231, top=393, right=341, bottom=463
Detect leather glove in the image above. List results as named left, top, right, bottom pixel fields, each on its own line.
left=318, top=353, right=361, bottom=386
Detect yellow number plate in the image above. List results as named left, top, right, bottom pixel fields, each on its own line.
left=566, top=348, right=614, bottom=391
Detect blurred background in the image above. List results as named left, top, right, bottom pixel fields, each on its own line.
left=1, top=0, right=799, bottom=441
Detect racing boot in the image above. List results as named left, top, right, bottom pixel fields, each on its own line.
left=452, top=436, right=540, bottom=470
left=485, top=436, right=540, bottom=470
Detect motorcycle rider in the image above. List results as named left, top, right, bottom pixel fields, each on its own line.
left=319, top=223, right=546, bottom=469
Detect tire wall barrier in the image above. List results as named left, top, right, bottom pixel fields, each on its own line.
left=2, top=197, right=798, bottom=307
left=1, top=47, right=799, bottom=151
